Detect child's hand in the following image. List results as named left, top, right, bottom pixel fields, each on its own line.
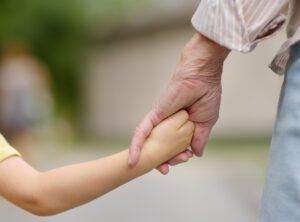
left=142, top=110, right=195, bottom=167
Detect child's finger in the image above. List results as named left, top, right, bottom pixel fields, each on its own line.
left=168, top=150, right=192, bottom=166
left=179, top=120, right=195, bottom=134
left=186, top=149, right=194, bottom=158
left=159, top=110, right=189, bottom=129
left=156, top=163, right=169, bottom=175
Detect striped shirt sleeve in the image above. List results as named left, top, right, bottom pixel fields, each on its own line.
left=191, top=0, right=289, bottom=53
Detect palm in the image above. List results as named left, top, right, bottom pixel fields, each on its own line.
left=154, top=74, right=222, bottom=156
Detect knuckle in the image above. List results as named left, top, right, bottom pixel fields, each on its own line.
left=187, top=121, right=195, bottom=131
left=150, top=103, right=165, bottom=124
left=178, top=110, right=189, bottom=122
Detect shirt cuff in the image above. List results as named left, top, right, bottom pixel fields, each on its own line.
left=191, top=0, right=286, bottom=53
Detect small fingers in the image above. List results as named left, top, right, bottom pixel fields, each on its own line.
left=186, top=149, right=194, bottom=158
left=179, top=120, right=195, bottom=134
left=155, top=119, right=194, bottom=174
left=171, top=110, right=189, bottom=124
left=159, top=110, right=189, bottom=129
left=168, top=150, right=193, bottom=166
left=156, top=149, right=193, bottom=175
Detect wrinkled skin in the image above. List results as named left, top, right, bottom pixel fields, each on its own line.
left=129, top=33, right=230, bottom=174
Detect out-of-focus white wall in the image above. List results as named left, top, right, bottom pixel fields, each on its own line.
left=83, top=26, right=285, bottom=138
left=216, top=31, right=285, bottom=137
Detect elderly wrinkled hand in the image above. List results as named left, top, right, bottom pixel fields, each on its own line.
left=129, top=32, right=230, bottom=174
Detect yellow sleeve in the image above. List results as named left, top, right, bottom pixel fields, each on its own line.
left=0, top=134, right=21, bottom=163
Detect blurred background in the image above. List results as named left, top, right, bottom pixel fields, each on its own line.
left=0, top=0, right=286, bottom=221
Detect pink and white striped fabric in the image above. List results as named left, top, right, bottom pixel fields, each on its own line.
left=191, top=0, right=300, bottom=75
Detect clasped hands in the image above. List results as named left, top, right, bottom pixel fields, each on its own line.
left=129, top=32, right=230, bottom=174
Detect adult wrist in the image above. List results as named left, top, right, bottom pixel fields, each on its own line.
left=178, top=32, right=230, bottom=79
left=182, top=32, right=230, bottom=61
left=183, top=32, right=231, bottom=61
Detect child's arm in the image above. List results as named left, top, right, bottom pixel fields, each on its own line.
left=0, top=111, right=194, bottom=216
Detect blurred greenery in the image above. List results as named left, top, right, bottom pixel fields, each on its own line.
left=76, top=136, right=271, bottom=153
left=0, top=0, right=149, bottom=121
left=0, top=0, right=85, bottom=118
